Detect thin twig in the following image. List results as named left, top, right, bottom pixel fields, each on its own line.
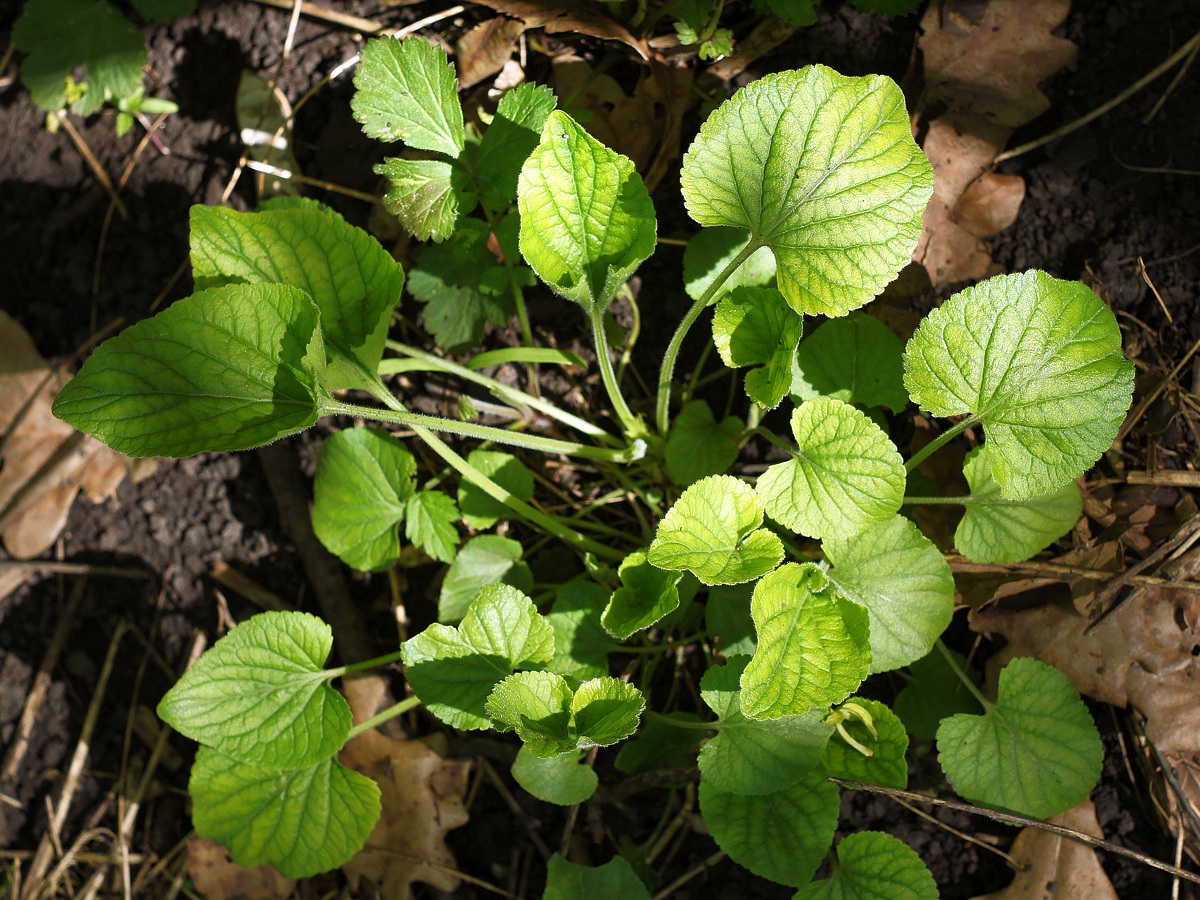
left=54, top=112, right=128, bottom=219
left=995, top=27, right=1200, bottom=163
left=652, top=850, right=726, bottom=900
left=1118, top=333, right=1200, bottom=441
left=947, top=557, right=1200, bottom=595
left=246, top=0, right=388, bottom=33
left=478, top=758, right=552, bottom=861
left=1145, top=37, right=1200, bottom=124
left=830, top=778, right=1200, bottom=886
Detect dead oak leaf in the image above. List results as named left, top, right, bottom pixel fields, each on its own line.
left=469, top=0, right=649, bottom=59
left=914, top=0, right=1076, bottom=285
left=187, top=836, right=295, bottom=900
left=340, top=679, right=471, bottom=897
left=457, top=17, right=526, bottom=89
left=0, top=312, right=148, bottom=559
left=971, top=800, right=1117, bottom=900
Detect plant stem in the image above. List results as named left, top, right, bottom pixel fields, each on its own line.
left=656, top=243, right=757, bottom=434
left=622, top=632, right=707, bottom=654
left=384, top=340, right=617, bottom=443
left=935, top=639, right=992, bottom=711
left=644, top=710, right=716, bottom=731
left=904, top=415, right=980, bottom=473
left=904, top=495, right=1027, bottom=506
left=325, top=649, right=405, bottom=680
left=345, top=695, right=422, bottom=741
left=325, top=398, right=641, bottom=464
left=590, top=303, right=647, bottom=439
left=411, top=425, right=626, bottom=562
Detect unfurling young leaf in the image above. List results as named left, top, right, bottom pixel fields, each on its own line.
left=681, top=66, right=933, bottom=317
left=955, top=445, right=1082, bottom=563
left=648, top=475, right=784, bottom=586
left=823, top=515, right=954, bottom=672
left=602, top=550, right=681, bottom=639
left=664, top=400, right=742, bottom=485
left=374, top=158, right=465, bottom=242
left=457, top=449, right=535, bottom=530
left=543, top=853, right=651, bottom=900
left=157, top=612, right=350, bottom=769
left=821, top=698, right=909, bottom=789
left=486, top=671, right=645, bottom=757
left=792, top=312, right=908, bottom=412
left=402, top=583, right=553, bottom=730
left=699, top=768, right=840, bottom=887
left=740, top=564, right=871, bottom=720
left=698, top=657, right=833, bottom=796
left=682, top=226, right=776, bottom=302
left=351, top=36, right=464, bottom=157
left=517, top=110, right=657, bottom=311
left=903, top=270, right=1135, bottom=500
left=712, top=287, right=804, bottom=410
left=190, top=748, right=380, bottom=879
left=473, top=82, right=558, bottom=211
left=438, top=534, right=532, bottom=622
left=756, top=398, right=906, bottom=540
left=511, top=746, right=598, bottom=806
left=52, top=284, right=325, bottom=458
left=937, top=656, right=1103, bottom=819
left=312, top=427, right=416, bottom=572
left=189, top=203, right=405, bottom=392
left=795, top=832, right=938, bottom=900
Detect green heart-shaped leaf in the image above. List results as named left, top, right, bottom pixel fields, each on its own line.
left=795, top=832, right=937, bottom=900
left=664, top=400, right=742, bottom=485
left=821, top=698, right=908, bottom=789
left=602, top=550, right=681, bottom=639
left=543, top=854, right=651, bottom=900
left=792, top=312, right=908, bottom=412
left=511, top=746, right=598, bottom=806
left=712, top=287, right=804, bottom=410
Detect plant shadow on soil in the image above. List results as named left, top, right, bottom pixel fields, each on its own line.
left=0, top=0, right=1198, bottom=896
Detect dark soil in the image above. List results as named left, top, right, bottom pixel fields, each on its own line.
left=0, top=0, right=1196, bottom=897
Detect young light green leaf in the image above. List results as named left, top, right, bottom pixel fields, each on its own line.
left=712, top=287, right=804, bottom=410
left=517, top=110, right=657, bottom=311
left=402, top=583, right=553, bottom=730
left=741, top=564, right=871, bottom=719
left=351, top=36, right=464, bottom=157
left=682, top=227, right=777, bottom=301
left=404, top=490, right=460, bottom=563
left=680, top=66, right=933, bottom=317
left=795, top=832, right=938, bottom=900
left=190, top=748, right=379, bottom=879
left=157, top=612, right=349, bottom=769
left=648, top=475, right=784, bottom=586
left=903, top=270, right=1135, bottom=500
left=700, top=769, right=840, bottom=887
left=52, top=284, right=324, bottom=458
left=956, top=445, right=1082, bottom=563
left=614, top=713, right=702, bottom=775
left=312, top=427, right=416, bottom=572
left=375, top=158, right=465, bottom=242
left=821, top=699, right=908, bottom=789
left=602, top=551, right=681, bottom=639
left=757, top=398, right=906, bottom=540
left=665, top=400, right=742, bottom=485
left=189, top=204, right=405, bottom=392
left=893, top=646, right=983, bottom=742
left=937, top=657, right=1103, bottom=819
left=698, top=657, right=833, bottom=795
left=486, top=672, right=645, bottom=757
left=705, top=583, right=757, bottom=657
left=543, top=854, right=651, bottom=900
left=823, top=515, right=954, bottom=672
left=14, top=0, right=145, bottom=114
left=457, top=449, right=535, bottom=530
left=511, top=746, right=598, bottom=806
left=407, top=219, right=514, bottom=350
left=792, top=313, right=908, bottom=412
left=439, top=534, right=532, bottom=622
left=546, top=579, right=614, bottom=681
left=473, top=82, right=558, bottom=211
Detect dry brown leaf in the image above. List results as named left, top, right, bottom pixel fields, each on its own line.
left=914, top=0, right=1077, bottom=285
left=340, top=678, right=471, bottom=898
left=973, top=579, right=1200, bottom=754
left=187, top=836, right=295, bottom=900
left=456, top=17, right=526, bottom=89
left=469, top=0, right=649, bottom=59
left=971, top=800, right=1117, bottom=900
left=0, top=312, right=145, bottom=559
